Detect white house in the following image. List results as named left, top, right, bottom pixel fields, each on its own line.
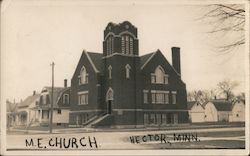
left=33, top=80, right=70, bottom=127
left=6, top=100, right=18, bottom=127
left=204, top=100, right=232, bottom=122
left=15, top=91, right=40, bottom=126
left=187, top=101, right=205, bottom=123
left=229, top=100, right=245, bottom=122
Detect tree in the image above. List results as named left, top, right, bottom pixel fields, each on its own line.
left=217, top=79, right=239, bottom=101
left=200, top=4, right=245, bottom=53
left=187, top=89, right=217, bottom=102
left=235, top=92, right=245, bottom=101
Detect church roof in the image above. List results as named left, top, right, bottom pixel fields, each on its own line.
left=87, top=52, right=103, bottom=72
left=140, top=52, right=157, bottom=69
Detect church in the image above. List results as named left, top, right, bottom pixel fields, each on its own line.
left=69, top=21, right=188, bottom=127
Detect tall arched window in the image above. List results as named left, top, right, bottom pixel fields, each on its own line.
left=121, top=36, right=125, bottom=53
left=106, top=35, right=114, bottom=56
left=151, top=66, right=168, bottom=84
left=121, top=35, right=134, bottom=55
left=108, top=65, right=112, bottom=79
left=79, top=66, right=88, bottom=85
left=125, top=64, right=131, bottom=79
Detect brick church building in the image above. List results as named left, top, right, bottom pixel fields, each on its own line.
left=69, top=21, right=188, bottom=127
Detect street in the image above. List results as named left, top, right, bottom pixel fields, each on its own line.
left=6, top=127, right=245, bottom=150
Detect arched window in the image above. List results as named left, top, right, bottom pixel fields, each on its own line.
left=121, top=36, right=125, bottom=53
left=106, top=88, right=114, bottom=101
left=106, top=35, right=114, bottom=56
left=108, top=65, right=112, bottom=79
left=125, top=64, right=131, bottom=79
left=151, top=66, right=168, bottom=84
left=121, top=35, right=134, bottom=55
left=79, top=66, right=88, bottom=85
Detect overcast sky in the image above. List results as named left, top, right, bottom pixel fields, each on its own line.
left=1, top=0, right=248, bottom=102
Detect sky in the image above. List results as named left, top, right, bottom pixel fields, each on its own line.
left=1, top=0, right=248, bottom=102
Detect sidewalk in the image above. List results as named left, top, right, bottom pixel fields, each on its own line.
left=7, top=123, right=245, bottom=134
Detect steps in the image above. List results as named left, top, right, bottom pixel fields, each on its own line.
left=85, top=113, right=114, bottom=128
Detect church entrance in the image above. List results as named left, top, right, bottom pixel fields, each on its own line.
left=106, top=88, right=114, bottom=114
left=107, top=100, right=112, bottom=114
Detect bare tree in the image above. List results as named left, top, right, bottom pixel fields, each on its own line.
left=235, top=92, right=245, bottom=101
left=217, top=79, right=239, bottom=101
left=187, top=89, right=217, bottom=102
left=200, top=4, right=245, bottom=53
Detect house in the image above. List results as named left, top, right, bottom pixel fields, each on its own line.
left=15, top=91, right=40, bottom=126
left=6, top=100, right=18, bottom=127
left=69, top=21, right=188, bottom=127
left=187, top=101, right=205, bottom=123
left=229, top=100, right=245, bottom=122
left=204, top=100, right=232, bottom=122
left=34, top=80, right=70, bottom=126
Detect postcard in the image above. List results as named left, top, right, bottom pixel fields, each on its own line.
left=1, top=0, right=249, bottom=155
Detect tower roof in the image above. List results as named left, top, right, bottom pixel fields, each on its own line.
left=104, top=21, right=137, bottom=39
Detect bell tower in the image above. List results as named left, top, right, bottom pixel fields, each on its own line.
left=103, top=21, right=139, bottom=57
left=102, top=21, right=142, bottom=126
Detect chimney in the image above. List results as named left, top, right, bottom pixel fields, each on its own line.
left=33, top=90, right=36, bottom=96
left=171, top=47, right=181, bottom=76
left=64, top=79, right=67, bottom=88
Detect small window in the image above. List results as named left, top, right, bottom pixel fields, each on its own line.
left=143, top=90, right=148, bottom=104
left=151, top=74, right=156, bottom=83
left=172, top=91, right=177, bottom=104
left=125, top=64, right=131, bottom=79
left=164, top=93, right=169, bottom=104
left=57, top=109, right=61, bottom=114
left=43, top=95, right=47, bottom=105
left=78, top=92, right=88, bottom=105
left=47, top=110, right=49, bottom=119
left=108, top=65, right=112, bottom=79
left=164, top=75, right=169, bottom=84
left=79, top=66, right=88, bottom=85
left=151, top=92, right=156, bottom=104
left=236, top=114, right=239, bottom=117
left=63, top=94, right=69, bottom=104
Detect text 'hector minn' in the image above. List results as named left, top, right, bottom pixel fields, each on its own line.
left=25, top=136, right=98, bottom=149
left=129, top=133, right=200, bottom=145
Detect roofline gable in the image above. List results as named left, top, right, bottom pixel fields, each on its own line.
left=140, top=51, right=157, bottom=70
left=84, top=50, right=100, bottom=73
left=71, top=50, right=100, bottom=81
left=140, top=49, right=184, bottom=84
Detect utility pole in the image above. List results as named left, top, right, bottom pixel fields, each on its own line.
left=49, top=62, right=55, bottom=133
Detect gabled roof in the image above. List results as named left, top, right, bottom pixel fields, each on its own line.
left=87, top=52, right=103, bottom=72
left=41, top=86, right=67, bottom=108
left=187, top=101, right=196, bottom=110
left=140, top=52, right=156, bottom=69
left=6, top=100, right=18, bottom=112
left=204, top=100, right=232, bottom=111
left=187, top=101, right=204, bottom=110
left=18, top=94, right=40, bottom=108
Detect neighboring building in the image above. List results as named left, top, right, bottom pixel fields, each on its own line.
left=204, top=100, right=232, bottom=122
left=187, top=101, right=205, bottom=123
left=229, top=100, right=245, bottom=122
left=69, top=21, right=188, bottom=127
left=6, top=100, right=18, bottom=127
left=15, top=91, right=40, bottom=126
left=35, top=81, right=70, bottom=126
